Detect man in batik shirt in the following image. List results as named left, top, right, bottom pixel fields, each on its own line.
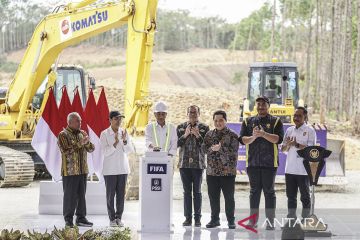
left=203, top=110, right=239, bottom=229
left=177, top=105, right=209, bottom=227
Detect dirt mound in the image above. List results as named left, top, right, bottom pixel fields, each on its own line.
left=2, top=46, right=248, bottom=94
left=93, top=84, right=241, bottom=128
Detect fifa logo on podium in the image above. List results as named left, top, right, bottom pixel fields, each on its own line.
left=147, top=164, right=167, bottom=174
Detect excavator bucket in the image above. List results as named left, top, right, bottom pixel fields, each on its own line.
left=327, top=138, right=345, bottom=175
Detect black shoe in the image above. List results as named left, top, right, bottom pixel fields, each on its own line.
left=76, top=218, right=93, bottom=227
left=194, top=219, right=201, bottom=227
left=266, top=224, right=275, bottom=230
left=206, top=220, right=220, bottom=228
left=65, top=221, right=74, bottom=228
left=228, top=221, right=236, bottom=229
left=182, top=218, right=192, bottom=226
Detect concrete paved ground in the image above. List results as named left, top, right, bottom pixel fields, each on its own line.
left=1, top=171, right=360, bottom=239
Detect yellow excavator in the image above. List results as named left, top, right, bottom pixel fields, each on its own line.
left=0, top=0, right=158, bottom=188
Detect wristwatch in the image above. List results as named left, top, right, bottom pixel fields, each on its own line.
left=295, top=143, right=300, bottom=148
left=123, top=140, right=128, bottom=145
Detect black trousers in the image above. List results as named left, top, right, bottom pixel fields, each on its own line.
left=206, top=175, right=235, bottom=223
left=179, top=168, right=203, bottom=220
left=285, top=173, right=311, bottom=218
left=104, top=174, right=127, bottom=221
left=62, top=174, right=87, bottom=223
left=247, top=167, right=277, bottom=223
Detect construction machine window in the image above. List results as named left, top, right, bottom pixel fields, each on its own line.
left=31, top=69, right=84, bottom=110
left=0, top=88, right=7, bottom=99
left=249, top=71, right=261, bottom=103
left=265, top=72, right=282, bottom=102
left=31, top=78, right=47, bottom=110
left=55, top=69, right=83, bottom=106
left=286, top=71, right=298, bottom=100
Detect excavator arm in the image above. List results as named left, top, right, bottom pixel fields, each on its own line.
left=0, top=0, right=157, bottom=139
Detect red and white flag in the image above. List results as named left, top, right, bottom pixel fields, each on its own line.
left=31, top=88, right=63, bottom=181
left=72, top=88, right=88, bottom=133
left=85, top=88, right=104, bottom=178
left=58, top=86, right=73, bottom=129
left=97, top=87, right=110, bottom=131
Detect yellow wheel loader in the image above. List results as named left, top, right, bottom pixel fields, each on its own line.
left=228, top=59, right=346, bottom=185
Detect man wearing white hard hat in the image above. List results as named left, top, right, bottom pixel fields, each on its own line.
left=145, top=101, right=177, bottom=156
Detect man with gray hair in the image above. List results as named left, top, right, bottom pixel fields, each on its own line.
left=58, top=112, right=95, bottom=228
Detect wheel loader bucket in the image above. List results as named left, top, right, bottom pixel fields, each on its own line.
left=326, top=138, right=345, bottom=176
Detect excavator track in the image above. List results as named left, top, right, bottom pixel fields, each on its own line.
left=0, top=146, right=35, bottom=187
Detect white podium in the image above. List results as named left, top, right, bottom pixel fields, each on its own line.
left=139, top=151, right=173, bottom=233
left=38, top=181, right=107, bottom=215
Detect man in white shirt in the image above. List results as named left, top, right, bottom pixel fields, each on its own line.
left=100, top=111, right=134, bottom=227
left=281, top=106, right=316, bottom=220
left=145, top=101, right=177, bottom=157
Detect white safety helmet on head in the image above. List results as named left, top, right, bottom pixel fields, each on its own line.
left=154, top=101, right=168, bottom=113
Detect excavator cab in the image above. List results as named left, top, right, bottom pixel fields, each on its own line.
left=241, top=61, right=301, bottom=123
left=32, top=65, right=90, bottom=110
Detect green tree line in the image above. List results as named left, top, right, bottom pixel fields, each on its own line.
left=0, top=1, right=236, bottom=53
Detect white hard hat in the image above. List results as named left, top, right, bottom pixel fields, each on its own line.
left=154, top=101, right=168, bottom=113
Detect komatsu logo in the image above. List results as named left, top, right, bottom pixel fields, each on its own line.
left=71, top=10, right=108, bottom=32
left=147, top=164, right=167, bottom=174
left=61, top=19, right=70, bottom=34
left=59, top=16, right=72, bottom=41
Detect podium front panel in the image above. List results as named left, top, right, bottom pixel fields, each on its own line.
left=139, top=152, right=173, bottom=233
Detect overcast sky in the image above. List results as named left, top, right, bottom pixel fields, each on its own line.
left=159, top=0, right=268, bottom=23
